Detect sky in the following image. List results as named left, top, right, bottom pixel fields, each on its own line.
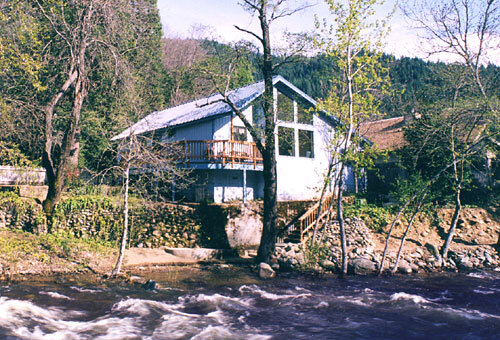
left=157, top=0, right=500, bottom=65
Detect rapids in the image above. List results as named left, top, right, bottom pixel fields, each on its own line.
left=0, top=267, right=499, bottom=339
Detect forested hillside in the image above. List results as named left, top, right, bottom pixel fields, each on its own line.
left=168, top=39, right=500, bottom=118
left=276, top=54, right=500, bottom=118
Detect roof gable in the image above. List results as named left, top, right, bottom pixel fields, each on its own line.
left=359, top=116, right=405, bottom=151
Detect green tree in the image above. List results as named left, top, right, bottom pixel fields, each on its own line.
left=0, top=1, right=45, bottom=157
left=315, top=0, right=392, bottom=275
left=0, top=0, right=169, bottom=214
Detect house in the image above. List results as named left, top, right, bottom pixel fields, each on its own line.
left=113, top=76, right=356, bottom=203
left=359, top=116, right=408, bottom=196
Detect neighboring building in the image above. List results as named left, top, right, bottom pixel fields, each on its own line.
left=0, top=166, right=46, bottom=186
left=359, top=116, right=407, bottom=196
left=359, top=116, right=406, bottom=153
left=359, top=114, right=499, bottom=195
left=113, top=76, right=354, bottom=203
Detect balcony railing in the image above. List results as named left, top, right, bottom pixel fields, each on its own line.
left=180, top=140, right=263, bottom=168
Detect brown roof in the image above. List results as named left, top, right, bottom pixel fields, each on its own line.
left=359, top=116, right=406, bottom=151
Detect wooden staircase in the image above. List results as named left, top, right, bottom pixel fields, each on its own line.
left=277, top=192, right=335, bottom=244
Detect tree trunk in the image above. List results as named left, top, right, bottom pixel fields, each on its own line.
left=441, top=185, right=462, bottom=264
left=112, top=159, right=130, bottom=276
left=256, top=1, right=278, bottom=263
left=391, top=189, right=428, bottom=274
left=41, top=70, right=79, bottom=215
left=42, top=5, right=92, bottom=215
left=337, top=165, right=348, bottom=276
left=258, top=148, right=278, bottom=262
left=43, top=71, right=86, bottom=215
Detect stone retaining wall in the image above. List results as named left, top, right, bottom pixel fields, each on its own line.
left=0, top=195, right=236, bottom=249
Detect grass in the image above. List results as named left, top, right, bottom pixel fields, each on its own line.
left=0, top=229, right=117, bottom=274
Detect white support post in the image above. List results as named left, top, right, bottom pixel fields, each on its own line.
left=242, top=168, right=247, bottom=204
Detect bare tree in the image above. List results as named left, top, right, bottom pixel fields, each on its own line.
left=401, top=0, right=499, bottom=122
left=401, top=0, right=500, bottom=264
left=162, top=38, right=211, bottom=105
left=200, top=0, right=311, bottom=263
left=109, top=129, right=190, bottom=276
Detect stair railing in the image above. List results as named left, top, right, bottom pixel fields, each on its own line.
left=297, top=192, right=335, bottom=243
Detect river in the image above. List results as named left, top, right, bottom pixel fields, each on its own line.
left=0, top=266, right=499, bottom=339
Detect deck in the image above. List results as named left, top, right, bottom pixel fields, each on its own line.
left=180, top=140, right=263, bottom=169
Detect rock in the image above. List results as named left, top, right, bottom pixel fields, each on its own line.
left=295, top=252, right=305, bottom=265
left=425, top=243, right=442, bottom=263
left=271, top=263, right=280, bottom=271
left=348, top=258, right=377, bottom=276
left=485, top=252, right=493, bottom=264
left=456, top=257, right=474, bottom=270
left=259, top=262, right=275, bottom=279
left=321, top=260, right=335, bottom=269
left=397, top=260, right=412, bottom=274
left=143, top=279, right=156, bottom=290
left=129, top=275, right=144, bottom=284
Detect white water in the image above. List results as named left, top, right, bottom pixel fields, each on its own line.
left=0, top=292, right=270, bottom=340
left=0, top=271, right=499, bottom=339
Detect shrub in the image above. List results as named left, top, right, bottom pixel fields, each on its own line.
left=344, top=202, right=392, bottom=232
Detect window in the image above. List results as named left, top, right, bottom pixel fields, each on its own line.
left=299, top=129, right=314, bottom=158
left=278, top=126, right=295, bottom=156
left=277, top=92, right=294, bottom=122
left=298, top=104, right=313, bottom=125
left=232, top=126, right=247, bottom=141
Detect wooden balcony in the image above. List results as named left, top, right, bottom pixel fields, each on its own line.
left=180, top=140, right=263, bottom=169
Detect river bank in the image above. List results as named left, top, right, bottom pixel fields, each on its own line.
left=1, top=220, right=499, bottom=279
left=274, top=207, right=500, bottom=275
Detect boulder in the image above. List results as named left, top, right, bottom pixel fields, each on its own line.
left=455, top=256, right=474, bottom=270
left=425, top=243, right=442, bottom=263
left=397, top=260, right=412, bottom=274
left=295, top=252, right=305, bottom=265
left=258, top=262, right=275, bottom=279
left=485, top=252, right=493, bottom=264
left=143, top=279, right=156, bottom=290
left=348, top=257, right=377, bottom=275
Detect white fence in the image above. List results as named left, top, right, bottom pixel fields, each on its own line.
left=0, top=166, right=46, bottom=186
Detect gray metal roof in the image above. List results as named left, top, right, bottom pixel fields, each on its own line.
left=112, top=75, right=328, bottom=141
